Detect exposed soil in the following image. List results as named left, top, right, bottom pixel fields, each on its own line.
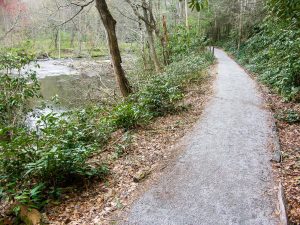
left=44, top=66, right=216, bottom=225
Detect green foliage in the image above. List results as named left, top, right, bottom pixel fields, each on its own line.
left=0, top=51, right=39, bottom=127
left=275, top=110, right=300, bottom=123
left=0, top=46, right=35, bottom=71
left=0, top=109, right=110, bottom=210
left=185, top=0, right=209, bottom=11
left=267, top=0, right=300, bottom=25
left=223, top=14, right=300, bottom=101
left=14, top=183, right=47, bottom=209
left=0, top=46, right=213, bottom=211
left=110, top=101, right=148, bottom=129
left=0, top=52, right=110, bottom=210
left=168, top=24, right=207, bottom=62
left=216, top=0, right=300, bottom=101
left=115, top=52, right=214, bottom=130
left=135, top=77, right=182, bottom=116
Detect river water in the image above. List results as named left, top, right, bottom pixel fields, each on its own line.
left=33, top=58, right=117, bottom=109
left=25, top=56, right=131, bottom=127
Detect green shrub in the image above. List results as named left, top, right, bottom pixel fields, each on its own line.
left=168, top=24, right=207, bottom=62
left=0, top=52, right=109, bottom=210
left=275, top=110, right=300, bottom=123
left=0, top=47, right=213, bottom=211
left=223, top=15, right=300, bottom=101
left=110, top=101, right=148, bottom=129
left=0, top=52, right=40, bottom=129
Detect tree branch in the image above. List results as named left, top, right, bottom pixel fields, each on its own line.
left=59, top=0, right=95, bottom=26
left=0, top=11, right=22, bottom=41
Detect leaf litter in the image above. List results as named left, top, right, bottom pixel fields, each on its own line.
left=45, top=67, right=216, bottom=225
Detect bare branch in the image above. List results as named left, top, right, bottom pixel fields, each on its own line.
left=0, top=11, right=22, bottom=41
left=124, top=0, right=156, bottom=30
left=112, top=6, right=138, bottom=23
left=59, top=0, right=95, bottom=26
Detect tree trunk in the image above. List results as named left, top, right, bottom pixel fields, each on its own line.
left=145, top=25, right=161, bottom=72
left=238, top=0, right=243, bottom=50
left=185, top=0, right=189, bottom=28
left=70, top=29, right=75, bottom=48
left=138, top=21, right=147, bottom=70
left=162, top=15, right=169, bottom=64
left=95, top=0, right=132, bottom=97
left=142, top=4, right=161, bottom=72
left=54, top=29, right=59, bottom=50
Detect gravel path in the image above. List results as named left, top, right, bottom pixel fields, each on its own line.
left=121, top=49, right=279, bottom=225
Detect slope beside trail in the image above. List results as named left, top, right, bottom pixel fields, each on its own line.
left=121, top=49, right=279, bottom=225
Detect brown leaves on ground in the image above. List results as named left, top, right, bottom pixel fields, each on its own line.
left=45, top=67, right=216, bottom=225
left=262, top=87, right=300, bottom=224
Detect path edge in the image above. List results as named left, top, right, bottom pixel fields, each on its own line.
left=278, top=181, right=288, bottom=225
left=219, top=48, right=289, bottom=225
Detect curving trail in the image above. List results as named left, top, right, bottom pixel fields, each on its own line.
left=121, top=49, right=279, bottom=225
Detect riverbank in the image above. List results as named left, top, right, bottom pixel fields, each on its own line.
left=0, top=49, right=214, bottom=225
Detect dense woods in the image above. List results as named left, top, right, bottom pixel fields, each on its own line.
left=0, top=0, right=299, bottom=224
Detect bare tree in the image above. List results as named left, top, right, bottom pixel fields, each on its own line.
left=95, top=0, right=132, bottom=97
left=125, top=0, right=161, bottom=72
left=45, top=0, right=132, bottom=97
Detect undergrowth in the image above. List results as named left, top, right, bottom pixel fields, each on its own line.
left=0, top=48, right=213, bottom=213
left=222, top=19, right=300, bottom=101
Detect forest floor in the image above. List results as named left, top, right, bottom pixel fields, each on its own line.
left=44, top=61, right=216, bottom=224
left=120, top=49, right=279, bottom=225
left=248, top=68, right=300, bottom=224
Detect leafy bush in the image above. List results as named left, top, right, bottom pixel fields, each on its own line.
left=0, top=52, right=109, bottom=211
left=222, top=6, right=300, bottom=101
left=0, top=48, right=213, bottom=211
left=0, top=110, right=110, bottom=209
left=0, top=52, right=40, bottom=129
left=275, top=110, right=300, bottom=123
left=110, top=101, right=147, bottom=129
left=240, top=22, right=299, bottom=100
left=168, top=23, right=207, bottom=62
left=110, top=50, right=213, bottom=132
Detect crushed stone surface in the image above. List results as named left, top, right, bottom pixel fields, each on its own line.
left=121, top=49, right=279, bottom=225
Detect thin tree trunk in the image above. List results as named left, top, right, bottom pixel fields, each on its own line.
left=185, top=0, right=189, bottom=28
left=145, top=26, right=161, bottom=72
left=58, top=28, right=61, bottom=59
left=139, top=21, right=147, bottom=70
left=238, top=0, right=243, bottom=50
left=78, top=13, right=82, bottom=55
left=54, top=29, right=59, bottom=50
left=95, top=0, right=132, bottom=97
left=70, top=29, right=75, bottom=47
left=162, top=15, right=169, bottom=64
left=142, top=5, right=161, bottom=72
left=197, top=12, right=201, bottom=34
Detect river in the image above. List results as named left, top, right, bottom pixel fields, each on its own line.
left=25, top=56, right=133, bottom=127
